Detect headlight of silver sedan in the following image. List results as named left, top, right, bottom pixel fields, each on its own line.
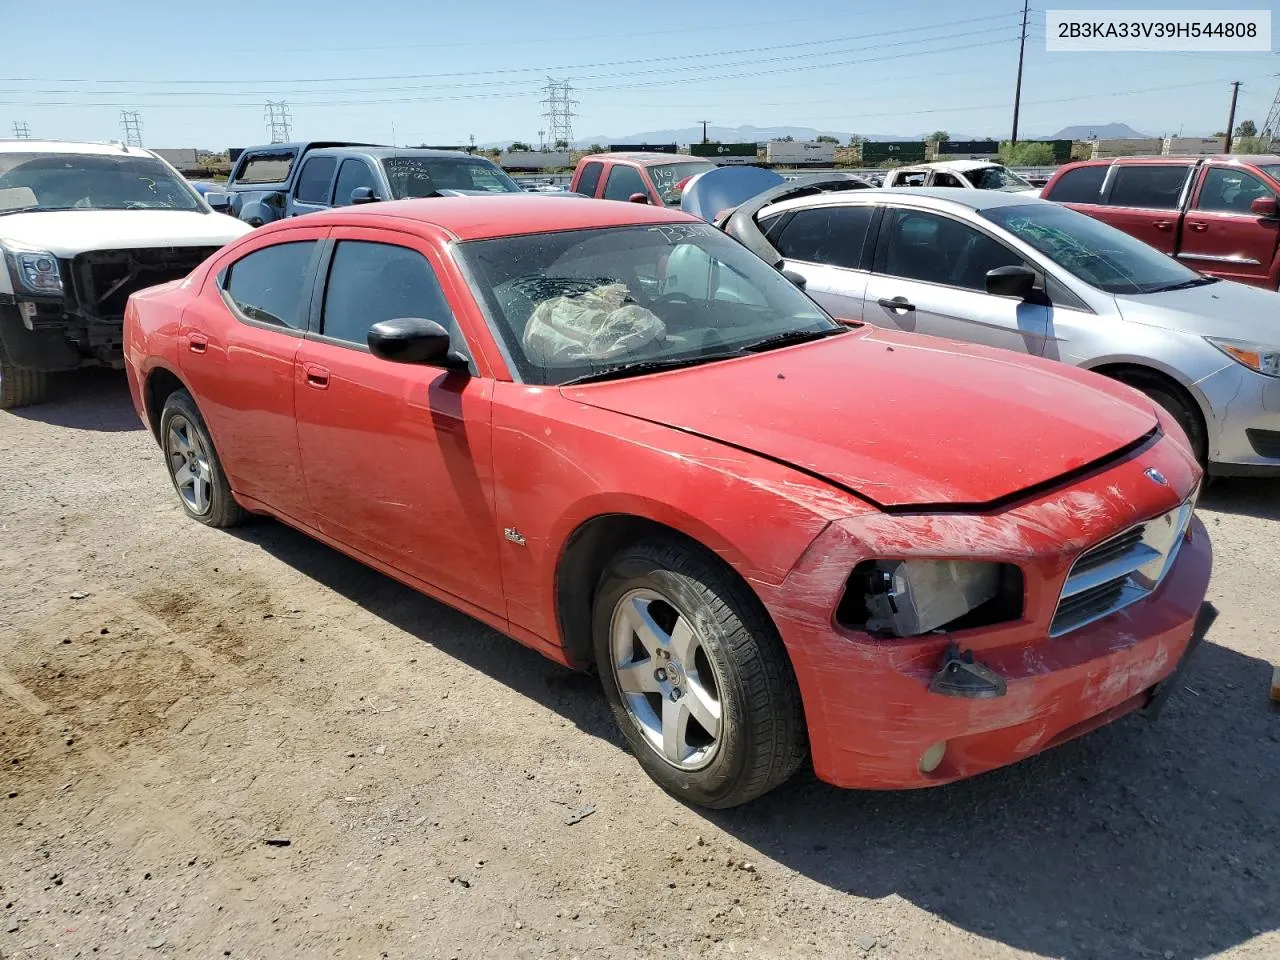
left=1206, top=336, right=1280, bottom=377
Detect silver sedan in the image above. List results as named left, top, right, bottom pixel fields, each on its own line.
left=724, top=187, right=1280, bottom=476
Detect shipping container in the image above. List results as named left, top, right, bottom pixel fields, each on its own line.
left=937, top=139, right=1001, bottom=158
left=1163, top=136, right=1226, bottom=156
left=765, top=140, right=836, bottom=165
left=499, top=151, right=572, bottom=169
left=860, top=141, right=927, bottom=165
left=608, top=143, right=679, bottom=153
left=688, top=142, right=759, bottom=165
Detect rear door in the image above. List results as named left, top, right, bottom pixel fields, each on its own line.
left=178, top=226, right=326, bottom=523
left=292, top=225, right=505, bottom=615
left=289, top=153, right=338, bottom=216
left=1178, top=164, right=1280, bottom=286
left=862, top=206, right=1050, bottom=355
left=765, top=203, right=878, bottom=322
left=1095, top=162, right=1195, bottom=254
left=573, top=160, right=604, bottom=197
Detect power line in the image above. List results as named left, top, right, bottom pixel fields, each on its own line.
left=264, top=100, right=292, bottom=142
left=0, top=13, right=1025, bottom=88
left=119, top=110, right=143, bottom=146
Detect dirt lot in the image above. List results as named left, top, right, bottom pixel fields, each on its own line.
left=1, top=372, right=1277, bottom=960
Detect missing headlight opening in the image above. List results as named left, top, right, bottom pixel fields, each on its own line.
left=837, top=560, right=1024, bottom=637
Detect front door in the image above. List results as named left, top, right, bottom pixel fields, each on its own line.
left=179, top=228, right=324, bottom=523
left=292, top=226, right=505, bottom=615
left=863, top=206, right=1050, bottom=355
left=1179, top=165, right=1280, bottom=286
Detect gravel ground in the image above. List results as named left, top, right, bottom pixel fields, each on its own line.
left=1, top=370, right=1277, bottom=960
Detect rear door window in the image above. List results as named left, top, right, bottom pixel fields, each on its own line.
left=294, top=156, right=336, bottom=204
left=1106, top=165, right=1191, bottom=210
left=576, top=161, right=603, bottom=196
left=1045, top=165, right=1108, bottom=203
left=774, top=206, right=874, bottom=270
left=222, top=241, right=317, bottom=330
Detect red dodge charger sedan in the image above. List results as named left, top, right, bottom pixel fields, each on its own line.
left=124, top=195, right=1211, bottom=807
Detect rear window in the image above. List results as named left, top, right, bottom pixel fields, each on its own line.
left=1106, top=165, right=1191, bottom=210
left=235, top=151, right=296, bottom=185
left=1045, top=165, right=1108, bottom=204
left=222, top=241, right=316, bottom=330
left=576, top=161, right=603, bottom=196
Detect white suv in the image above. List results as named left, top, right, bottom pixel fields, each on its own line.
left=0, top=140, right=251, bottom=408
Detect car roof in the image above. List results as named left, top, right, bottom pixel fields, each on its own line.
left=0, top=138, right=157, bottom=159
left=295, top=194, right=692, bottom=240
left=579, top=152, right=705, bottom=165
left=900, top=160, right=1004, bottom=173
left=762, top=186, right=1042, bottom=216
left=313, top=147, right=480, bottom=160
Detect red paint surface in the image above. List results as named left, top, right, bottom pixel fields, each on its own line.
left=125, top=196, right=1213, bottom=791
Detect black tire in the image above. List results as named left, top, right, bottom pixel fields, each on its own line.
left=158, top=389, right=246, bottom=528
left=0, top=340, right=49, bottom=410
left=593, top=538, right=807, bottom=808
left=1110, top=370, right=1208, bottom=466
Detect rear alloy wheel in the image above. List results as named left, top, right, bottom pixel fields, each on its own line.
left=0, top=341, right=49, bottom=410
left=593, top=539, right=807, bottom=808
left=159, top=390, right=246, bottom=528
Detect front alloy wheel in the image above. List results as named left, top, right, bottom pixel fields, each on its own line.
left=594, top=539, right=808, bottom=808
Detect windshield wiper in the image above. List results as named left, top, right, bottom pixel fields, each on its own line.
left=0, top=205, right=77, bottom=216
left=560, top=351, right=747, bottom=385
left=1148, top=276, right=1221, bottom=293
left=741, top=326, right=849, bottom=353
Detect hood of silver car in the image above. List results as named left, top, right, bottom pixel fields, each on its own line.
left=1113, top=279, right=1280, bottom=343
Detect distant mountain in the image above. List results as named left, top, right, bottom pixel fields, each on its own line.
left=1051, top=123, right=1148, bottom=140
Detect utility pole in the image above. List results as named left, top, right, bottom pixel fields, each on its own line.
left=1010, top=0, right=1029, bottom=145
left=11, top=120, right=31, bottom=139
left=697, top=120, right=711, bottom=144
left=1224, top=81, right=1242, bottom=153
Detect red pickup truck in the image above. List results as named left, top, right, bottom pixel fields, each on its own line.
left=569, top=152, right=715, bottom=206
left=1041, top=155, right=1280, bottom=289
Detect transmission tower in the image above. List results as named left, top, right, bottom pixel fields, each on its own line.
left=11, top=121, right=31, bottom=139
left=1262, top=83, right=1280, bottom=146
left=540, top=77, right=577, bottom=149
left=264, top=101, right=293, bottom=144
left=119, top=111, right=143, bottom=147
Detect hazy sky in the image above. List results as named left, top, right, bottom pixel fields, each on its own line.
left=2, top=0, right=1277, bottom=148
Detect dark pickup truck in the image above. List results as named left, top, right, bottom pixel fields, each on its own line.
left=210, top=142, right=526, bottom=225
left=1041, top=154, right=1280, bottom=289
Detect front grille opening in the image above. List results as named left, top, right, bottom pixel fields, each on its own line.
left=1246, top=428, right=1280, bottom=459
left=72, top=247, right=222, bottom=321
left=836, top=561, right=1024, bottom=636
left=1071, top=525, right=1145, bottom=575
left=1054, top=579, right=1126, bottom=629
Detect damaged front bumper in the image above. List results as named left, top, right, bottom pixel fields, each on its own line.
left=757, top=432, right=1213, bottom=790
left=0, top=246, right=220, bottom=372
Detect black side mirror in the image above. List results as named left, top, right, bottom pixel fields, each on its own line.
left=985, top=264, right=1038, bottom=299
left=368, top=317, right=468, bottom=370
left=350, top=186, right=379, bottom=205
left=780, top=268, right=808, bottom=291
left=627, top=192, right=651, bottom=204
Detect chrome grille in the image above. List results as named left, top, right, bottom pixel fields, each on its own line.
left=1050, top=494, right=1197, bottom=638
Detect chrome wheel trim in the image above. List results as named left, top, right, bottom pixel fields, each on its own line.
left=166, top=415, right=213, bottom=515
left=609, top=587, right=724, bottom=771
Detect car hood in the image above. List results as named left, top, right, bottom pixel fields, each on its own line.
left=0, top=209, right=251, bottom=257
left=1113, top=278, right=1280, bottom=342
left=561, top=327, right=1159, bottom=509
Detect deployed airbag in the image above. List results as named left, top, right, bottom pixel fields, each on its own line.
left=522, top=282, right=666, bottom=365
